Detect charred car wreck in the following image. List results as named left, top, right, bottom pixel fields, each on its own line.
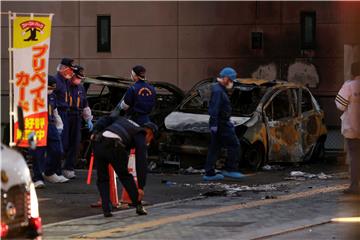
left=79, top=75, right=184, bottom=162
left=161, top=79, right=327, bottom=170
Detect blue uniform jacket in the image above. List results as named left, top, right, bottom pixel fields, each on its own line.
left=53, top=73, right=70, bottom=110
left=208, top=83, right=232, bottom=128
left=123, top=80, right=156, bottom=120
left=68, top=83, right=88, bottom=111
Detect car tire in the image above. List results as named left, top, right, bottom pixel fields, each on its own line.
left=243, top=142, right=265, bottom=171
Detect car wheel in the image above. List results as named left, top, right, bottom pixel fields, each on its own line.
left=244, top=142, right=264, bottom=171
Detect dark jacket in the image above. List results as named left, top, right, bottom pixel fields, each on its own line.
left=208, top=83, right=232, bottom=128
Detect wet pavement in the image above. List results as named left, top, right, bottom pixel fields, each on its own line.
left=36, top=160, right=360, bottom=239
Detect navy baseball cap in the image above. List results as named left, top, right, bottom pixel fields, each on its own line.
left=60, top=58, right=75, bottom=68
left=132, top=65, right=146, bottom=80
left=73, top=65, right=85, bottom=78
left=48, top=75, right=57, bottom=89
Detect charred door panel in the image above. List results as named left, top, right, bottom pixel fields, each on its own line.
left=264, top=89, right=303, bottom=162
left=300, top=88, right=321, bottom=155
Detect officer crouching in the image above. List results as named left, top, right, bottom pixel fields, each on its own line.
left=91, top=116, right=158, bottom=217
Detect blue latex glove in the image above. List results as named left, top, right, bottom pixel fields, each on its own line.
left=87, top=119, right=94, bottom=131
left=210, top=126, right=218, bottom=134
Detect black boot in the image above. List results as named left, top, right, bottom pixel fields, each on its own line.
left=136, top=204, right=148, bottom=215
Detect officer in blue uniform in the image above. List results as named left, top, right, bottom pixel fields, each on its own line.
left=203, top=67, right=245, bottom=181
left=31, top=76, right=69, bottom=188
left=63, top=65, right=93, bottom=179
left=92, top=115, right=158, bottom=217
left=43, top=76, right=69, bottom=183
left=117, top=65, right=156, bottom=126
left=53, top=58, right=75, bottom=166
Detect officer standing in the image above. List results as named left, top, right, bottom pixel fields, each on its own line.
left=203, top=67, right=245, bottom=181
left=91, top=115, right=158, bottom=217
left=335, top=61, right=360, bottom=194
left=43, top=76, right=69, bottom=183
left=53, top=58, right=75, bottom=174
left=117, top=65, right=156, bottom=126
left=63, top=66, right=93, bottom=179
left=31, top=76, right=69, bottom=188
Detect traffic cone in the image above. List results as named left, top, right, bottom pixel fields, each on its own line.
left=109, top=165, right=120, bottom=208
left=121, top=149, right=139, bottom=206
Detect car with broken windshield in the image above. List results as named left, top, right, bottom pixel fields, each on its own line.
left=161, top=78, right=327, bottom=170
left=78, top=75, right=185, bottom=164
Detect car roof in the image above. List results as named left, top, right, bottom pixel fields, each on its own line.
left=83, top=75, right=185, bottom=97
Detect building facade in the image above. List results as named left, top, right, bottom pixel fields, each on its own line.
left=1, top=1, right=360, bottom=127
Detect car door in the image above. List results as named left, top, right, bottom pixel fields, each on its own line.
left=264, top=89, right=303, bottom=162
left=299, top=88, right=322, bottom=155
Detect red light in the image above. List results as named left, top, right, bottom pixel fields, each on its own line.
left=0, top=222, right=9, bottom=238
left=29, top=217, right=42, bottom=234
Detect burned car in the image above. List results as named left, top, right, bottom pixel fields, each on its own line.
left=161, top=79, right=327, bottom=170
left=78, top=75, right=185, bottom=162
left=83, top=75, right=184, bottom=127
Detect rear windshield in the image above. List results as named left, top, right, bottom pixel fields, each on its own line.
left=180, top=83, right=267, bottom=116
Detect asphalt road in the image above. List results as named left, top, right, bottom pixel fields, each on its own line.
left=37, top=158, right=347, bottom=225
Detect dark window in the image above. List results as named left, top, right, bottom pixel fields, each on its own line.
left=251, top=32, right=263, bottom=50
left=97, top=16, right=111, bottom=52
left=266, top=90, right=292, bottom=121
left=300, top=11, right=316, bottom=50
left=301, top=89, right=314, bottom=113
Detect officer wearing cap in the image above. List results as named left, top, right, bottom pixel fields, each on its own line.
left=91, top=114, right=158, bottom=217
left=63, top=65, right=93, bottom=179
left=43, top=76, right=69, bottom=184
left=53, top=58, right=75, bottom=167
left=31, top=76, right=69, bottom=188
left=203, top=67, right=245, bottom=181
left=117, top=65, right=156, bottom=126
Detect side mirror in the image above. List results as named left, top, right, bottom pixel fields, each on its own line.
left=17, top=106, right=25, bottom=132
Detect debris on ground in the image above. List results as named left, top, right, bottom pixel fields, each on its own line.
left=202, top=190, right=227, bottom=197
left=161, top=180, right=177, bottom=186
left=196, top=182, right=281, bottom=197
left=148, top=161, right=157, bottom=171
left=182, top=166, right=205, bottom=175
left=262, top=165, right=284, bottom=171
left=285, top=171, right=332, bottom=181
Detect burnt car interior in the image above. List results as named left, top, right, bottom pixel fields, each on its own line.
left=180, top=82, right=268, bottom=117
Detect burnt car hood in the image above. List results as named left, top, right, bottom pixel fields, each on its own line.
left=165, top=111, right=250, bottom=133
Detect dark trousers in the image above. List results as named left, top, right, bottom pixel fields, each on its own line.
left=205, top=123, right=240, bottom=176
left=44, top=124, right=63, bottom=176
left=58, top=110, right=69, bottom=156
left=93, top=138, right=139, bottom=213
left=64, top=112, right=81, bottom=170
left=346, top=138, right=360, bottom=188
left=30, top=147, right=46, bottom=182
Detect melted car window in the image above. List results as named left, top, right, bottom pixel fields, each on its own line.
left=181, top=83, right=266, bottom=116
left=266, top=90, right=293, bottom=121
left=85, top=83, right=110, bottom=97
left=301, top=89, right=314, bottom=113
left=231, top=86, right=266, bottom=116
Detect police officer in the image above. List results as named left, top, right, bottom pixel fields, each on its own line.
left=63, top=66, right=93, bottom=179
left=43, top=76, right=69, bottom=183
left=53, top=58, right=75, bottom=173
left=203, top=67, right=245, bottom=181
left=91, top=115, right=158, bottom=217
left=117, top=65, right=156, bottom=126
left=31, top=76, right=69, bottom=188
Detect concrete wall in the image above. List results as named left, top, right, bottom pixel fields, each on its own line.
left=1, top=1, right=360, bottom=126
